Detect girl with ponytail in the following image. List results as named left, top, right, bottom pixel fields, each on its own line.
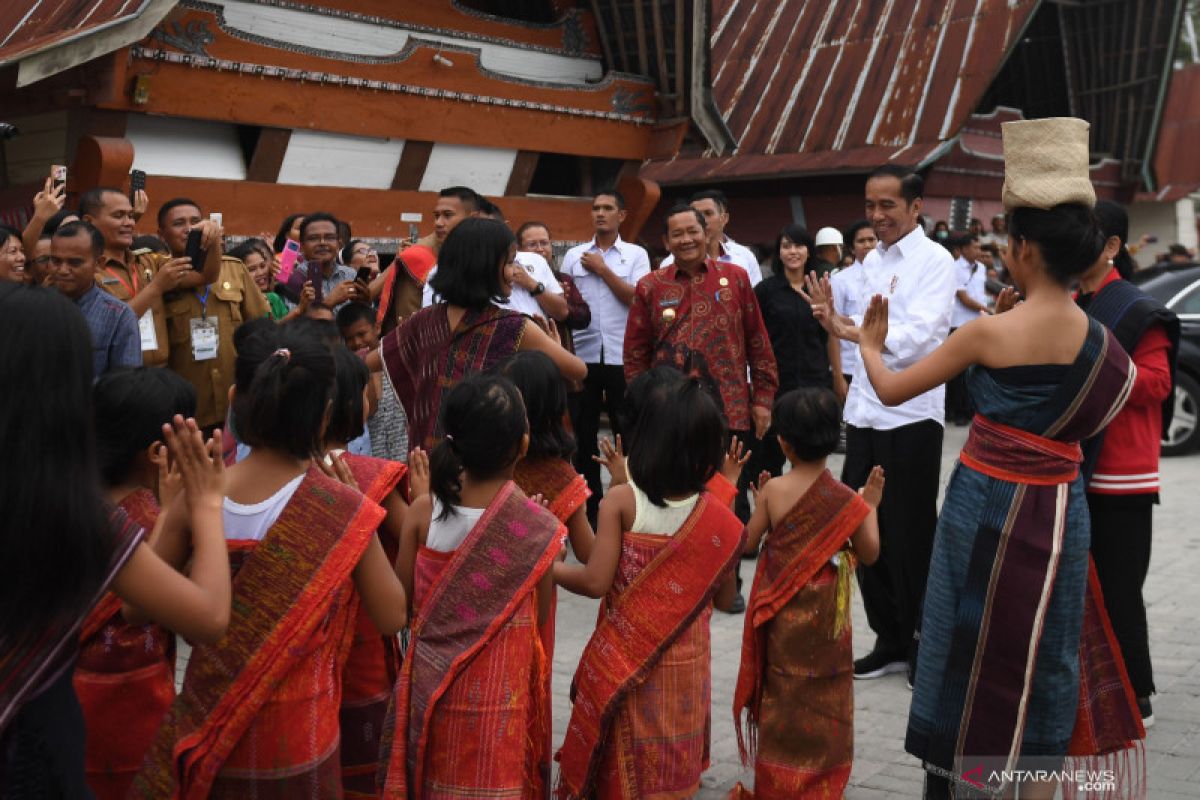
left=381, top=373, right=566, bottom=798
left=134, top=322, right=408, bottom=798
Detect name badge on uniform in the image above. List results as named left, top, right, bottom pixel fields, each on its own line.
left=138, top=309, right=158, bottom=352
left=190, top=317, right=218, bottom=361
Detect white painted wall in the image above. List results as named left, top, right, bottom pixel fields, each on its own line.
left=214, top=0, right=602, bottom=85
left=419, top=143, right=517, bottom=196
left=277, top=130, right=404, bottom=189
left=1128, top=198, right=1199, bottom=267
left=127, top=114, right=247, bottom=180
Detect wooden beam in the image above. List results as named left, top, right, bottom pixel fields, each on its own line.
left=633, top=1, right=650, bottom=77
left=245, top=127, right=291, bottom=183
left=505, top=150, right=540, bottom=196
left=391, top=139, right=434, bottom=190
left=608, top=0, right=631, bottom=73
left=674, top=0, right=686, bottom=116
left=651, top=0, right=670, bottom=94
left=589, top=0, right=617, bottom=71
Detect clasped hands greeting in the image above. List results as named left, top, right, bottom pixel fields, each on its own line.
left=798, top=273, right=889, bottom=354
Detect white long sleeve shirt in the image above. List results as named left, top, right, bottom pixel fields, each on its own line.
left=951, top=256, right=987, bottom=328
left=560, top=235, right=651, bottom=365
left=830, top=260, right=867, bottom=377
left=843, top=225, right=956, bottom=430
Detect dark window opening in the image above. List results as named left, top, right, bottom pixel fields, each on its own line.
left=528, top=153, right=624, bottom=197
left=455, top=0, right=558, bottom=24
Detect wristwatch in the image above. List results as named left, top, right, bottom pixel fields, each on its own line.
left=531, top=281, right=546, bottom=297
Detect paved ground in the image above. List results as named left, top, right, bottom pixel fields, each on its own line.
left=549, top=425, right=1200, bottom=798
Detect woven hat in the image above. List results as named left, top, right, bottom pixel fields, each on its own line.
left=1001, top=117, right=1095, bottom=211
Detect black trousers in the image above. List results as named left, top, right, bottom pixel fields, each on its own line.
left=842, top=420, right=943, bottom=656
left=1088, top=492, right=1156, bottom=697
left=573, top=363, right=627, bottom=523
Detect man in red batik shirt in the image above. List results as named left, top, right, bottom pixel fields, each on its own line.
left=625, top=203, right=777, bottom=436
left=625, top=204, right=778, bottom=609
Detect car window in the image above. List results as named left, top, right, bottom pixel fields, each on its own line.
left=1175, top=284, right=1200, bottom=315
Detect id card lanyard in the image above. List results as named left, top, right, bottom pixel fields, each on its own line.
left=190, top=286, right=218, bottom=362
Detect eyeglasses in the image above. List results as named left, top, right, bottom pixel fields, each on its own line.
left=31, top=256, right=51, bottom=266
left=524, top=241, right=552, bottom=249
left=303, top=234, right=340, bottom=244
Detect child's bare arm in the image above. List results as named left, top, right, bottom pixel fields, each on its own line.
left=851, top=511, right=880, bottom=566
left=352, top=534, right=408, bottom=635
left=396, top=493, right=431, bottom=609
left=743, top=471, right=772, bottom=553
left=554, top=486, right=630, bottom=598
left=565, top=505, right=595, bottom=563
left=851, top=466, right=884, bottom=565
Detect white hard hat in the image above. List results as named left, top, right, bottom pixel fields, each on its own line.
left=815, top=227, right=844, bottom=247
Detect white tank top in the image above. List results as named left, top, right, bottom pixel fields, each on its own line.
left=629, top=479, right=699, bottom=536
left=426, top=496, right=487, bottom=552
left=222, top=473, right=305, bottom=542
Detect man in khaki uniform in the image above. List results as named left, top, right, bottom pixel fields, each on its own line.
left=80, top=187, right=221, bottom=367
left=156, top=197, right=269, bottom=431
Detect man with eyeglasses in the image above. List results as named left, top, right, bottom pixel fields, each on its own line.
left=290, top=212, right=366, bottom=311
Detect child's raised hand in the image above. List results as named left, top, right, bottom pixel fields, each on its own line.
left=593, top=435, right=627, bottom=487
left=162, top=416, right=225, bottom=513
left=859, top=465, right=885, bottom=509
left=407, top=448, right=430, bottom=498
left=749, top=470, right=771, bottom=504
left=319, top=451, right=360, bottom=490
left=994, top=286, right=1020, bottom=314
left=150, top=441, right=184, bottom=509
left=720, top=437, right=752, bottom=485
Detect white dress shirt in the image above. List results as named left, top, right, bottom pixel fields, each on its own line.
left=951, top=256, right=987, bottom=328
left=561, top=235, right=651, bottom=365
left=843, top=224, right=956, bottom=430
left=660, top=235, right=763, bottom=286
left=421, top=251, right=563, bottom=317
left=830, top=260, right=867, bottom=377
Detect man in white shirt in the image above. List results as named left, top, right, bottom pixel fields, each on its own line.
left=947, top=233, right=990, bottom=424
left=561, top=189, right=652, bottom=524
left=806, top=165, right=956, bottom=682
left=830, top=220, right=878, bottom=402
left=659, top=189, right=762, bottom=285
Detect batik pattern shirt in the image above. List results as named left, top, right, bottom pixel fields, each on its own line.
left=624, top=259, right=778, bottom=431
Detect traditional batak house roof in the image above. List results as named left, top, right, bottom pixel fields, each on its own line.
left=0, top=1, right=732, bottom=244
left=639, top=0, right=1186, bottom=247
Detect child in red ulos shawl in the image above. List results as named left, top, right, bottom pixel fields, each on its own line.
left=382, top=373, right=566, bottom=799
left=731, top=387, right=883, bottom=799
left=555, top=374, right=746, bottom=799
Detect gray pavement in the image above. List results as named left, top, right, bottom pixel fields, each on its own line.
left=549, top=425, right=1200, bottom=798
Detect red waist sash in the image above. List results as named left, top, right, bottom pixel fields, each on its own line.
left=960, top=413, right=1082, bottom=486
